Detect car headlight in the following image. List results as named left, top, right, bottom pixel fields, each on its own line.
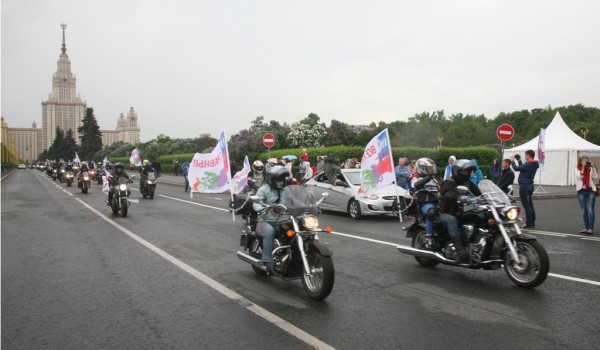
left=302, top=215, right=319, bottom=230
left=119, top=184, right=127, bottom=191
left=365, top=194, right=379, bottom=200
left=502, top=207, right=520, bottom=220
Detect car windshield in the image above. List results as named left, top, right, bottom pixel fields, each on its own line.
left=343, top=171, right=361, bottom=186
left=478, top=179, right=511, bottom=207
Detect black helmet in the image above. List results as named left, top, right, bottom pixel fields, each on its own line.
left=416, top=158, right=436, bottom=176
left=451, top=159, right=476, bottom=184
left=115, top=162, right=124, bottom=172
left=268, top=165, right=290, bottom=189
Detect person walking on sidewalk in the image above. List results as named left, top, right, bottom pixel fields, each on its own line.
left=575, top=155, right=597, bottom=235
left=511, top=150, right=539, bottom=229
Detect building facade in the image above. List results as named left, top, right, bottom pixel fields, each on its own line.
left=4, top=24, right=141, bottom=163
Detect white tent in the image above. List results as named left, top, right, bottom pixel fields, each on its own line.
left=503, top=112, right=600, bottom=186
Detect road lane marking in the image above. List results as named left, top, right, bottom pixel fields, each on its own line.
left=159, top=194, right=229, bottom=212
left=548, top=273, right=600, bottom=286
left=65, top=191, right=333, bottom=350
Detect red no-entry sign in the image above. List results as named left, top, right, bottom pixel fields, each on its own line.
left=496, top=124, right=515, bottom=141
left=262, top=133, right=275, bottom=148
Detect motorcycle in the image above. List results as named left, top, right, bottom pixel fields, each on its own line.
left=109, top=175, right=134, bottom=217
left=89, top=169, right=98, bottom=182
left=235, top=185, right=335, bottom=300
left=51, top=168, right=58, bottom=181
left=65, top=171, right=74, bottom=187
left=58, top=166, right=66, bottom=183
left=141, top=172, right=158, bottom=199
left=397, top=179, right=549, bottom=288
left=78, top=171, right=92, bottom=194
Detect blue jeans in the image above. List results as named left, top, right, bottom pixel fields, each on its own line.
left=519, top=184, right=536, bottom=226
left=438, top=213, right=460, bottom=238
left=577, top=189, right=596, bottom=230
left=256, top=221, right=275, bottom=263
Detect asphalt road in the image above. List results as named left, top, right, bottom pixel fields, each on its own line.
left=2, top=169, right=599, bottom=349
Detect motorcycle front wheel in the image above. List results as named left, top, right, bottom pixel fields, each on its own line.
left=504, top=240, right=549, bottom=288
left=82, top=183, right=88, bottom=194
left=301, top=250, right=335, bottom=300
left=150, top=187, right=155, bottom=199
left=411, top=230, right=440, bottom=267
left=121, top=198, right=128, bottom=217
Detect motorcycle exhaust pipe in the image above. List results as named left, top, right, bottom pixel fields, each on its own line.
left=236, top=251, right=267, bottom=273
left=396, top=244, right=453, bottom=263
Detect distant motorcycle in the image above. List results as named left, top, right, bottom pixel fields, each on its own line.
left=58, top=166, right=66, bottom=183
left=78, top=171, right=92, bottom=194
left=65, top=171, right=74, bottom=187
left=108, top=175, right=134, bottom=217
left=235, top=186, right=335, bottom=300
left=397, top=179, right=549, bottom=288
left=141, top=172, right=158, bottom=199
left=51, top=168, right=58, bottom=181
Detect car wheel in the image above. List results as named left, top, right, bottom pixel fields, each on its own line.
left=348, top=199, right=362, bottom=220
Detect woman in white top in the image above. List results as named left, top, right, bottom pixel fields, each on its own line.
left=575, top=155, right=598, bottom=235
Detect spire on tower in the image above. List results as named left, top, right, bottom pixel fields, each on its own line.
left=61, top=23, right=67, bottom=54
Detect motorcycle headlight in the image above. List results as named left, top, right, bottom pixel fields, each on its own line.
left=502, top=207, right=520, bottom=221
left=119, top=184, right=127, bottom=191
left=61, top=170, right=65, bottom=173
left=147, top=180, right=153, bottom=184
left=302, top=215, right=319, bottom=231
left=83, top=177, right=89, bottom=181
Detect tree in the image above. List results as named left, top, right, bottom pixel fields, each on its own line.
left=47, top=127, right=65, bottom=161
left=287, top=122, right=326, bottom=147
left=63, top=129, right=79, bottom=161
left=78, top=107, right=103, bottom=161
left=324, top=119, right=357, bottom=146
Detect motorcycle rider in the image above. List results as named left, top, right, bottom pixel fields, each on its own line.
left=78, top=161, right=90, bottom=188
left=244, top=160, right=266, bottom=193
left=139, top=159, right=155, bottom=191
left=106, top=162, right=130, bottom=206
left=439, top=159, right=482, bottom=262
left=253, top=166, right=290, bottom=271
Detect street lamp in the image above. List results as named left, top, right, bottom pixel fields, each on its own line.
left=437, top=136, right=444, bottom=148
left=581, top=129, right=589, bottom=140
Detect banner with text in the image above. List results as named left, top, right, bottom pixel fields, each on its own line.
left=188, top=130, right=232, bottom=197
left=358, top=128, right=395, bottom=196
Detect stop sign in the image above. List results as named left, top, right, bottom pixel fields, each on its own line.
left=496, top=124, right=515, bottom=141
left=262, top=133, right=275, bottom=148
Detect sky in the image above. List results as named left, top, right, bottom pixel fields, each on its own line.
left=2, top=0, right=600, bottom=142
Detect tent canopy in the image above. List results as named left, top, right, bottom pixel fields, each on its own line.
left=503, top=112, right=600, bottom=186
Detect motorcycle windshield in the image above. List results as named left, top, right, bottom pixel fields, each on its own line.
left=147, top=172, right=156, bottom=181
left=281, top=185, right=319, bottom=217
left=118, top=177, right=129, bottom=185
left=478, top=179, right=511, bottom=207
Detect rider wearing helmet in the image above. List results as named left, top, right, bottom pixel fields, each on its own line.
left=78, top=162, right=90, bottom=188
left=247, top=160, right=266, bottom=190
left=252, top=165, right=291, bottom=271
left=139, top=159, right=155, bottom=190
left=107, top=162, right=130, bottom=205
left=439, top=159, right=482, bottom=261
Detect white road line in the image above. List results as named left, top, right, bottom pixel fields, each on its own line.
left=548, top=273, right=600, bottom=286
left=159, top=194, right=229, bottom=212
left=66, top=192, right=334, bottom=350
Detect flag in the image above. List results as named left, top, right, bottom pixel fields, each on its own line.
left=130, top=148, right=142, bottom=167
left=357, top=128, right=395, bottom=196
left=188, top=130, right=232, bottom=197
left=537, top=128, right=546, bottom=170
left=102, top=157, right=110, bottom=193
left=73, top=152, right=81, bottom=165
left=231, top=156, right=251, bottom=194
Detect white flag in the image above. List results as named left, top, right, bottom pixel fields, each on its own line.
left=357, top=129, right=395, bottom=196
left=537, top=128, right=546, bottom=170
left=73, top=152, right=81, bottom=165
left=188, top=130, right=232, bottom=197
left=231, top=156, right=251, bottom=194
left=130, top=148, right=142, bottom=167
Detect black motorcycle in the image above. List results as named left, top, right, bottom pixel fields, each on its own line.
left=79, top=171, right=92, bottom=194
left=109, top=175, right=134, bottom=217
left=65, top=170, right=74, bottom=187
left=397, top=179, right=549, bottom=288
left=235, top=186, right=335, bottom=300
left=58, top=166, right=66, bottom=183
left=141, top=172, right=158, bottom=199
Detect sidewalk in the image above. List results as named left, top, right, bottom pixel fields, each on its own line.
left=156, top=173, right=577, bottom=200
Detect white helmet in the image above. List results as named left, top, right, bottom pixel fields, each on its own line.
left=252, top=160, right=264, bottom=172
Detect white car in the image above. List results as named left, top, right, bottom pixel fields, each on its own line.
left=304, top=169, right=413, bottom=220
left=18, top=163, right=27, bottom=169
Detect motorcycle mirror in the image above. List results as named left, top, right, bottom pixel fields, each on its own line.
left=456, top=185, right=470, bottom=194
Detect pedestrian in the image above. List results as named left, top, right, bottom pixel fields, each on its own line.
left=284, top=157, right=294, bottom=180
left=496, top=159, right=515, bottom=194
left=444, top=156, right=456, bottom=180
left=408, top=159, right=417, bottom=174
left=491, top=158, right=501, bottom=183
left=182, top=161, right=190, bottom=192
left=575, top=155, right=598, bottom=235
left=173, top=159, right=179, bottom=176
left=302, top=161, right=313, bottom=184
left=394, top=157, right=411, bottom=190
left=470, top=159, right=484, bottom=186
left=298, top=159, right=307, bottom=179
left=152, top=160, right=161, bottom=176
left=316, top=156, right=325, bottom=173
left=300, top=148, right=309, bottom=162
left=511, top=150, right=539, bottom=229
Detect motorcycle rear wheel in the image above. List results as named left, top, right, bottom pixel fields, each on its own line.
left=504, top=240, right=549, bottom=288
left=301, top=251, right=335, bottom=300
left=411, top=230, right=440, bottom=267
